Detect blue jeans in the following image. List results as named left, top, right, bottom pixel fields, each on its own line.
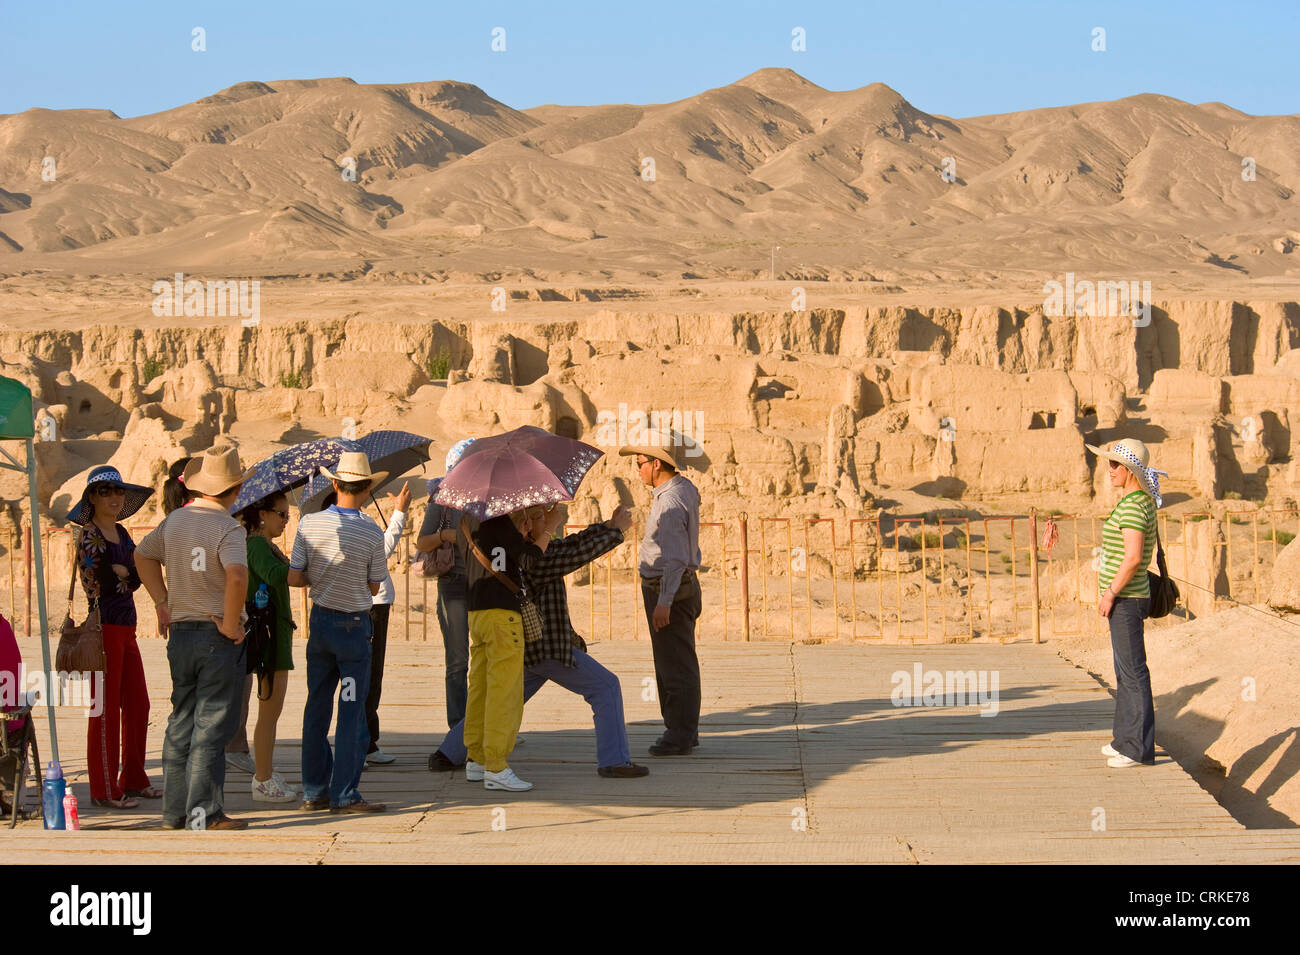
left=1109, top=595, right=1155, bottom=763
left=302, top=605, right=373, bottom=807
left=437, top=575, right=470, bottom=728
left=162, top=621, right=245, bottom=827
left=436, top=648, right=631, bottom=769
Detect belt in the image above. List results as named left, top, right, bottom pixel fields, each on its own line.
left=313, top=604, right=369, bottom=616
left=640, top=568, right=698, bottom=584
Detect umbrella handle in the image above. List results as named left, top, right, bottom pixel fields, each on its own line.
left=369, top=491, right=387, bottom=527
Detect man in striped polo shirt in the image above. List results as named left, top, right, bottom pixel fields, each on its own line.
left=136, top=446, right=253, bottom=831
left=287, top=452, right=389, bottom=813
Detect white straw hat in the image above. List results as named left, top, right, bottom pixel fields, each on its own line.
left=319, top=450, right=388, bottom=488
left=1085, top=438, right=1169, bottom=507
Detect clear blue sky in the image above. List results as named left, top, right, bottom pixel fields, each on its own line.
left=4, top=0, right=1297, bottom=118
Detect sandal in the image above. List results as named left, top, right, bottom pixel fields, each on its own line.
left=92, top=796, right=140, bottom=810
left=123, top=786, right=163, bottom=799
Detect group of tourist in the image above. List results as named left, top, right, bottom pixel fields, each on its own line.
left=49, top=426, right=1164, bottom=830
left=58, top=433, right=706, bottom=828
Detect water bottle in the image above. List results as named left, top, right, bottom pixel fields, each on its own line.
left=254, top=583, right=269, bottom=610
left=42, top=761, right=66, bottom=830
left=63, top=787, right=80, bottom=830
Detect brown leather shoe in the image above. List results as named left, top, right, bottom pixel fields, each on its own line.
left=330, top=799, right=387, bottom=814
left=300, top=798, right=330, bottom=812
left=205, top=813, right=247, bottom=830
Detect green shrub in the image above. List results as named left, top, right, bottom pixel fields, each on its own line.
left=142, top=356, right=165, bottom=384
left=279, top=370, right=304, bottom=389
left=427, top=347, right=451, bottom=380
left=1224, top=490, right=1242, bottom=500
left=911, top=531, right=942, bottom=549
left=1266, top=529, right=1296, bottom=546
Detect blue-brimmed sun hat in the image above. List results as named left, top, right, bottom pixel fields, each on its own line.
left=445, top=437, right=476, bottom=473
left=66, top=465, right=154, bottom=526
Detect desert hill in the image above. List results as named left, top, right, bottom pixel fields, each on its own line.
left=1, top=68, right=1297, bottom=285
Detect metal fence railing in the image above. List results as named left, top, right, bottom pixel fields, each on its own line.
left=3, top=507, right=1296, bottom=646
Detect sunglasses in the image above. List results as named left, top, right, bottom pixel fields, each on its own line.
left=1106, top=460, right=1124, bottom=470
left=636, top=458, right=653, bottom=468
left=92, top=485, right=126, bottom=496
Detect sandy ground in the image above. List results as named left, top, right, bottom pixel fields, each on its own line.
left=1050, top=604, right=1300, bottom=827
left=7, top=637, right=1299, bottom=863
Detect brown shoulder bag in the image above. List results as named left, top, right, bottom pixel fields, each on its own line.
left=55, top=529, right=106, bottom=673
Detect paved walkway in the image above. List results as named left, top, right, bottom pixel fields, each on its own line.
left=7, top=638, right=1299, bottom=863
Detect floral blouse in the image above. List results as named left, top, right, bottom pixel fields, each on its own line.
left=77, top=522, right=142, bottom=627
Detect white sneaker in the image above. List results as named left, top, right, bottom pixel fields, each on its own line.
left=226, top=752, right=256, bottom=774
left=251, top=775, right=297, bottom=803
left=366, top=750, right=396, bottom=765
left=271, top=772, right=297, bottom=795
left=1107, top=753, right=1142, bottom=768
left=464, top=760, right=484, bottom=782
left=484, top=767, right=533, bottom=792
left=1101, top=743, right=1119, bottom=757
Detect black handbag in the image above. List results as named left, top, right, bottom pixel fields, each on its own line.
left=244, top=592, right=277, bottom=700
left=1146, top=528, right=1180, bottom=618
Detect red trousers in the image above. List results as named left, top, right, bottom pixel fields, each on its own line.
left=87, top=623, right=151, bottom=800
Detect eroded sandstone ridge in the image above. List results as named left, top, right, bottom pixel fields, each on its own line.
left=2, top=298, right=1297, bottom=536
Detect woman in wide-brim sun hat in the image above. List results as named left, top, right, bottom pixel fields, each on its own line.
left=1085, top=437, right=1167, bottom=769
left=65, top=466, right=159, bottom=808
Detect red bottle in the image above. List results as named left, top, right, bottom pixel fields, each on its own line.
left=62, top=789, right=80, bottom=830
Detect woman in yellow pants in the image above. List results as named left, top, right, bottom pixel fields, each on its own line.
left=463, top=507, right=545, bottom=791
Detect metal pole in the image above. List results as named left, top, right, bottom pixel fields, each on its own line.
left=7, top=526, right=13, bottom=626
left=27, top=439, right=59, bottom=762
left=1028, top=508, right=1042, bottom=644
left=739, top=517, right=750, bottom=642
left=24, top=523, right=31, bottom=638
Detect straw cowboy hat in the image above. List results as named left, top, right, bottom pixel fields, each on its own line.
left=66, top=465, right=154, bottom=526
left=1085, top=437, right=1169, bottom=507
left=618, top=441, right=682, bottom=471
left=183, top=446, right=254, bottom=497
left=319, top=450, right=387, bottom=488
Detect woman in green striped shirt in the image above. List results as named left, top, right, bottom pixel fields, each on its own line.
left=1087, top=438, right=1167, bottom=769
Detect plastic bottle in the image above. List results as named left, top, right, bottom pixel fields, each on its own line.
left=42, top=761, right=66, bottom=830
left=63, top=787, right=80, bottom=830
left=254, top=583, right=269, bottom=610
